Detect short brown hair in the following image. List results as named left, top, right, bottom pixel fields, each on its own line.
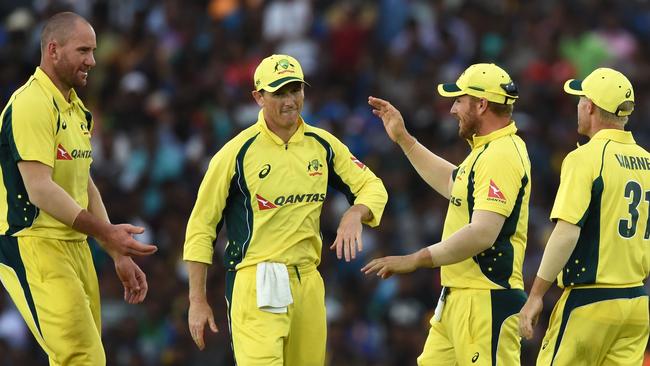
left=469, top=96, right=514, bottom=117
left=597, top=100, right=634, bottom=125
left=40, top=12, right=88, bottom=53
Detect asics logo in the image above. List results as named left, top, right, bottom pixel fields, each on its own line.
left=259, top=164, right=271, bottom=178
left=472, top=352, right=479, bottom=363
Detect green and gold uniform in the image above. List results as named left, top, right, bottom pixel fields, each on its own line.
left=538, top=129, right=650, bottom=366
left=0, top=67, right=102, bottom=365
left=184, top=111, right=387, bottom=365
left=418, top=123, right=530, bottom=366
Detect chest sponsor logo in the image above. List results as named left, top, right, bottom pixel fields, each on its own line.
left=56, top=144, right=72, bottom=160
left=56, top=144, right=92, bottom=160
left=255, top=194, right=277, bottom=210
left=255, top=193, right=326, bottom=210
left=259, top=164, right=271, bottom=178
left=487, top=179, right=506, bottom=202
left=307, top=159, right=323, bottom=176
left=351, top=155, right=366, bottom=169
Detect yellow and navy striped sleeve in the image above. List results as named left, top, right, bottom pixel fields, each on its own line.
left=307, top=128, right=387, bottom=227
left=472, top=138, right=528, bottom=217
left=183, top=138, right=241, bottom=265
left=5, top=82, right=56, bottom=167
left=550, top=149, right=596, bottom=225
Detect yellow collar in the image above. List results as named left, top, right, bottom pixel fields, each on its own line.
left=469, top=122, right=518, bottom=149
left=255, top=110, right=305, bottom=145
left=590, top=129, right=635, bottom=144
left=33, top=67, right=81, bottom=111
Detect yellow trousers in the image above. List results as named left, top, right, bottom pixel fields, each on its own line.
left=227, top=264, right=326, bottom=366
left=0, top=235, right=104, bottom=365
left=418, top=288, right=526, bottom=366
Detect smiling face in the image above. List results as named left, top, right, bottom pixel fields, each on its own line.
left=51, top=20, right=96, bottom=90
left=450, top=95, right=481, bottom=139
left=253, top=81, right=305, bottom=134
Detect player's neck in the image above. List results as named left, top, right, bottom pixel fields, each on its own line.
left=39, top=63, right=72, bottom=102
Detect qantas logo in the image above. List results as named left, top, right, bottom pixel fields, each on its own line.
left=56, top=144, right=92, bottom=160
left=56, top=144, right=72, bottom=160
left=256, top=194, right=277, bottom=210
left=351, top=156, right=366, bottom=169
left=255, top=193, right=326, bottom=211
left=487, top=179, right=506, bottom=201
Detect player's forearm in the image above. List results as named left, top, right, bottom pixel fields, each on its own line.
left=87, top=176, right=110, bottom=224
left=401, top=138, right=456, bottom=199
left=528, top=276, right=554, bottom=300
left=18, top=162, right=83, bottom=226
left=536, top=220, right=581, bottom=282
left=344, top=204, right=372, bottom=223
left=427, top=210, right=505, bottom=267
left=187, top=261, right=210, bottom=303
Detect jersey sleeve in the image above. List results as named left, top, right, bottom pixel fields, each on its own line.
left=7, top=92, right=56, bottom=167
left=472, top=145, right=526, bottom=217
left=183, top=145, right=237, bottom=264
left=550, top=150, right=595, bottom=225
left=326, top=133, right=388, bottom=227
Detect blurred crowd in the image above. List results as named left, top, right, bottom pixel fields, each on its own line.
left=0, top=0, right=649, bottom=365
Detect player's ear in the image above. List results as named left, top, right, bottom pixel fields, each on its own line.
left=587, top=99, right=596, bottom=115
left=252, top=90, right=264, bottom=107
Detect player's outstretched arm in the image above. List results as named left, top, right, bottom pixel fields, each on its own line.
left=368, top=96, right=456, bottom=199
left=362, top=210, right=505, bottom=278
left=361, top=248, right=433, bottom=279
left=18, top=161, right=157, bottom=257
left=330, top=204, right=371, bottom=262
left=187, top=260, right=218, bottom=350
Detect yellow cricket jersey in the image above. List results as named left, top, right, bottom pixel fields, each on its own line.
left=441, top=122, right=531, bottom=290
left=551, top=129, right=650, bottom=287
left=0, top=67, right=93, bottom=240
left=184, top=111, right=387, bottom=270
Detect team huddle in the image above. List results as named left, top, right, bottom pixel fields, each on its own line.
left=0, top=10, right=647, bottom=366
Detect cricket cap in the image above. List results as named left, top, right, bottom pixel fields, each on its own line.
left=438, top=63, right=518, bottom=104
left=564, top=67, right=634, bottom=116
left=253, top=54, right=309, bottom=92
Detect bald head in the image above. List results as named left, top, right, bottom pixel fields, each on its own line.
left=40, top=12, right=90, bottom=54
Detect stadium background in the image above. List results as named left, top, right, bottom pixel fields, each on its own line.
left=0, top=0, right=649, bottom=365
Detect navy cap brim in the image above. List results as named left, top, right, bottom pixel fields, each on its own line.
left=260, top=77, right=309, bottom=92
left=563, top=79, right=585, bottom=95
left=437, top=83, right=465, bottom=97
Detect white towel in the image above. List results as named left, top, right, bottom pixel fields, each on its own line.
left=432, top=287, right=449, bottom=322
left=256, top=262, right=293, bottom=313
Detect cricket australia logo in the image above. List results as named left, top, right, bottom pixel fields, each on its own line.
left=274, top=59, right=295, bottom=74
left=307, top=159, right=323, bottom=176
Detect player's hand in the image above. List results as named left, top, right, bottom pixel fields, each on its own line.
left=101, top=224, right=158, bottom=257
left=114, top=256, right=148, bottom=304
left=188, top=299, right=218, bottom=350
left=368, top=96, right=412, bottom=146
left=330, top=208, right=364, bottom=262
left=518, top=295, right=543, bottom=340
left=361, top=254, right=419, bottom=279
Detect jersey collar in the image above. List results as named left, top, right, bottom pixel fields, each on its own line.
left=469, top=121, right=518, bottom=149
left=33, top=67, right=82, bottom=111
left=256, top=110, right=306, bottom=145
left=590, top=129, right=636, bottom=144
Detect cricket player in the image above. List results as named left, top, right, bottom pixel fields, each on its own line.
left=365, top=63, right=530, bottom=366
left=519, top=67, right=649, bottom=366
